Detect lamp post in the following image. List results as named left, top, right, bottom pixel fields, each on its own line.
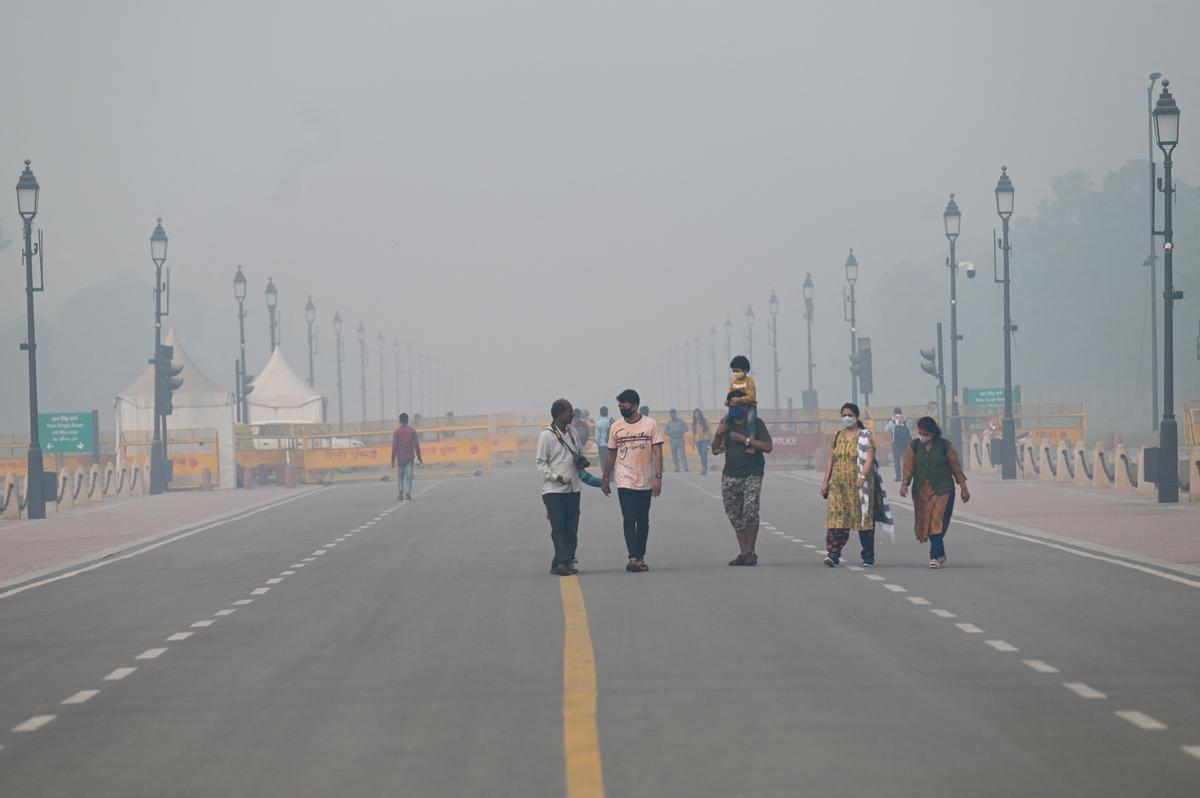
left=694, top=333, right=702, bottom=411
left=744, top=304, right=754, bottom=365
left=16, top=161, right=46, bottom=517
left=843, top=250, right=859, bottom=406
left=265, top=278, right=278, bottom=352
left=768, top=290, right=780, bottom=410
left=407, top=345, right=414, bottom=414
left=683, top=339, right=692, bottom=409
left=1147, top=72, right=1163, bottom=432
left=709, top=324, right=718, bottom=409
left=148, top=218, right=171, bottom=496
left=994, top=167, right=1017, bottom=480
left=943, top=193, right=964, bottom=453
left=724, top=316, right=732, bottom=366
left=1153, top=80, right=1181, bottom=503
left=377, top=332, right=386, bottom=421
left=233, top=267, right=248, bottom=422
left=393, top=338, right=401, bottom=418
left=357, top=322, right=367, bottom=422
left=304, top=296, right=316, bottom=388
left=802, top=273, right=817, bottom=409
left=333, top=312, right=345, bottom=426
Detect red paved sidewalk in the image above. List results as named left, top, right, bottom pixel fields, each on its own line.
left=948, top=472, right=1200, bottom=569
left=0, top=487, right=320, bottom=587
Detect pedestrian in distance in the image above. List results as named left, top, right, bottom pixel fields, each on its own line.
left=664, top=409, right=689, bottom=472
left=884, top=407, right=912, bottom=482
left=900, top=417, right=969, bottom=568
left=711, top=391, right=772, bottom=565
left=595, top=406, right=614, bottom=460
left=820, top=402, right=895, bottom=567
left=692, top=408, right=711, bottom=475
left=390, top=413, right=423, bottom=501
left=537, top=399, right=585, bottom=576
left=601, top=389, right=664, bottom=573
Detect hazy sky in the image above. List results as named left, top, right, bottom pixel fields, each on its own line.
left=3, top=0, right=1199, bottom=417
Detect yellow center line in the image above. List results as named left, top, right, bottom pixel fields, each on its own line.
left=560, top=575, right=606, bottom=798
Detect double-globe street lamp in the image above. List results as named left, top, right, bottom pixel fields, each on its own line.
left=994, top=167, right=1017, bottom=480
left=16, top=161, right=46, bottom=518
left=357, top=322, right=368, bottom=422
left=377, top=331, right=386, bottom=421
left=943, top=193, right=964, bottom=452
left=1153, top=80, right=1182, bottom=503
left=744, top=304, right=755, bottom=366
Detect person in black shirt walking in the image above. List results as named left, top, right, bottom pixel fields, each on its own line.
left=711, top=390, right=773, bottom=566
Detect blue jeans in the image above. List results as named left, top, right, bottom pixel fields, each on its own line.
left=696, top=440, right=710, bottom=472
left=930, top=493, right=955, bottom=558
left=397, top=460, right=415, bottom=498
left=669, top=438, right=689, bottom=471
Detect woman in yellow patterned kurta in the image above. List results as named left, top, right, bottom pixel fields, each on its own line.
left=820, top=403, right=877, bottom=566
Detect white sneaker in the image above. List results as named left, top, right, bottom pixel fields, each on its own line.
left=928, top=560, right=941, bottom=569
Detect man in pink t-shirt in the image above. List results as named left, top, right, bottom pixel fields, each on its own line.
left=601, top=389, right=664, bottom=572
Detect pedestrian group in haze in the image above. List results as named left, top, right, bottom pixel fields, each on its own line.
left=533, top=356, right=971, bottom=577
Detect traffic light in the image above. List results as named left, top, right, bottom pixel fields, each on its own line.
left=849, top=337, right=874, bottom=396
left=920, top=347, right=941, bottom=379
left=155, top=344, right=184, bottom=415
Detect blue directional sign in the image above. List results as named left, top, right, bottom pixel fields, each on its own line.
left=38, top=412, right=94, bottom=454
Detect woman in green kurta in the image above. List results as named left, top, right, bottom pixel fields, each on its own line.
left=900, top=417, right=970, bottom=568
left=820, top=403, right=877, bottom=567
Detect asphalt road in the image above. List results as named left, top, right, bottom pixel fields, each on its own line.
left=0, top=467, right=1197, bottom=797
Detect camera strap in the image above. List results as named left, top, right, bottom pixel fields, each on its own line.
left=549, top=425, right=583, bottom=460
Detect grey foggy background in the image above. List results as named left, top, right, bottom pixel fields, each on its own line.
left=1, top=0, right=1198, bottom=443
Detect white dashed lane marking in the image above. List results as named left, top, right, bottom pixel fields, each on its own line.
left=103, top=667, right=137, bottom=681
left=906, top=597, right=931, bottom=605
left=280, top=570, right=296, bottom=576
left=166, top=632, right=194, bottom=642
left=1022, top=660, right=1060, bottom=674
left=1064, top=682, right=1107, bottom=699
left=985, top=640, right=1019, bottom=652
left=1115, top=711, right=1167, bottom=730
left=864, top=574, right=885, bottom=582
left=955, top=623, right=983, bottom=634
left=265, top=578, right=284, bottom=585
left=883, top=584, right=907, bottom=593
left=190, top=620, right=215, bottom=628
left=61, top=690, right=100, bottom=705
left=12, top=716, right=56, bottom=733
left=931, top=609, right=957, bottom=618
left=313, top=551, right=327, bottom=556
left=135, top=648, right=167, bottom=660
left=847, top=566, right=864, bottom=572
left=1181, top=746, right=1200, bottom=761
left=214, top=609, right=236, bottom=617
left=233, top=599, right=254, bottom=605
left=250, top=588, right=270, bottom=595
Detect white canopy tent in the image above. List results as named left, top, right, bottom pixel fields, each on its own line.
left=248, top=347, right=325, bottom=424
left=114, top=330, right=237, bottom=489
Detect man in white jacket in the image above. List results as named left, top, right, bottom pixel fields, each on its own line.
left=536, top=398, right=583, bottom=576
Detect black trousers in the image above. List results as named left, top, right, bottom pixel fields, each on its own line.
left=543, top=491, right=581, bottom=569
left=892, top=445, right=905, bottom=481
left=617, top=488, right=653, bottom=559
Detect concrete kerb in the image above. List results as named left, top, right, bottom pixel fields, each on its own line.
left=0, top=485, right=326, bottom=593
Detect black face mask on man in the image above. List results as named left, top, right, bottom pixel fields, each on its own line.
left=619, top=406, right=636, bottom=419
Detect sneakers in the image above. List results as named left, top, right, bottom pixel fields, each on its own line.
left=743, top=552, right=759, bottom=566
left=626, top=558, right=640, bottom=573
left=861, top=559, right=876, bottom=568
left=928, top=560, right=941, bottom=569
left=823, top=554, right=840, bottom=568
left=551, top=564, right=573, bottom=576
left=728, top=553, right=747, bottom=566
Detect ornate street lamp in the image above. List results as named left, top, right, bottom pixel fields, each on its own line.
left=305, top=296, right=317, bottom=388
left=1153, top=80, right=1181, bottom=502
left=994, top=167, right=1017, bottom=479
left=333, top=311, right=345, bottom=425
left=843, top=249, right=859, bottom=405
left=943, top=193, right=964, bottom=452
left=265, top=278, right=278, bottom=351
left=233, top=267, right=248, bottom=421
left=16, top=161, right=46, bottom=517
left=768, top=290, right=780, bottom=410
left=802, top=273, right=817, bottom=409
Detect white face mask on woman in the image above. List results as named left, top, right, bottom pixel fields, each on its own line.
left=918, top=433, right=931, bottom=444
left=841, top=416, right=857, bottom=428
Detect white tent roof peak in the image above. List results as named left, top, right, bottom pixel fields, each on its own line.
left=249, top=346, right=323, bottom=410
left=116, top=329, right=234, bottom=409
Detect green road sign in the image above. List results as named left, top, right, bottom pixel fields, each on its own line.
left=964, top=387, right=1021, bottom=406
left=39, top=412, right=94, bottom=454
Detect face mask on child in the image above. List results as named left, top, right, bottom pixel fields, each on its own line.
left=841, top=416, right=857, bottom=428
left=731, top=370, right=746, bottom=381
left=729, top=406, right=746, bottom=420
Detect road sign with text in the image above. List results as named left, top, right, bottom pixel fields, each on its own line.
left=38, top=412, right=94, bottom=454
